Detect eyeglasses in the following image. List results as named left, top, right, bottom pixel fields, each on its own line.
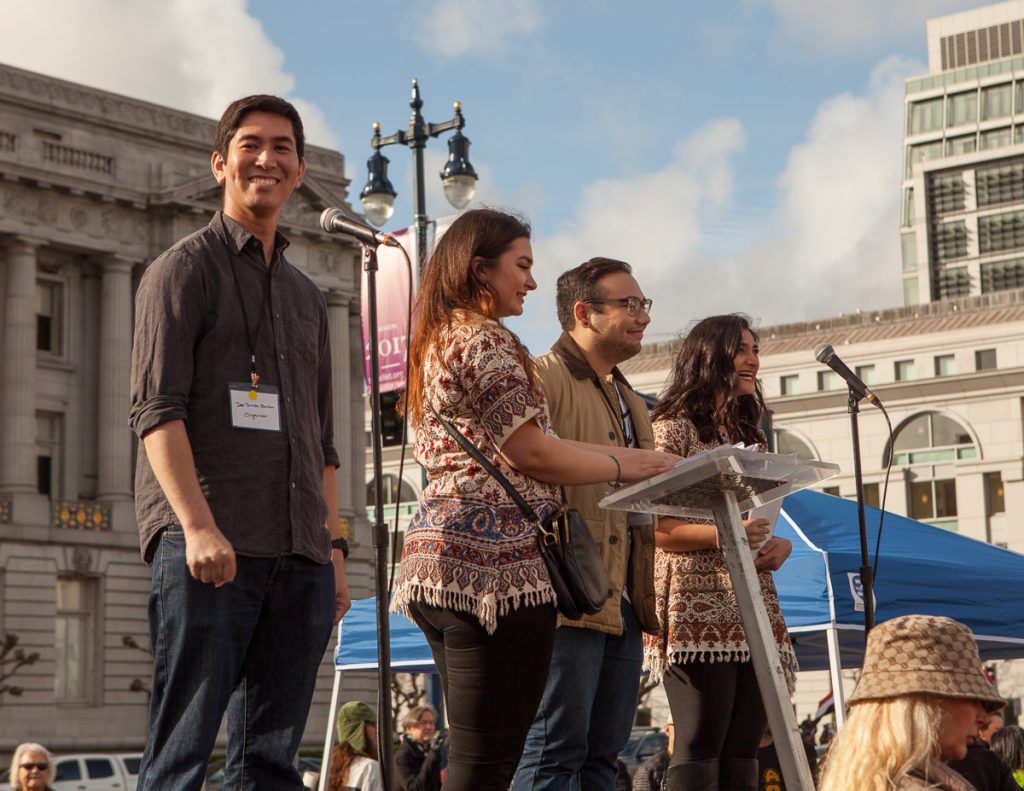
left=584, top=296, right=653, bottom=316
left=21, top=763, right=48, bottom=771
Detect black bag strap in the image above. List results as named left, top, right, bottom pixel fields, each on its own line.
left=430, top=406, right=542, bottom=525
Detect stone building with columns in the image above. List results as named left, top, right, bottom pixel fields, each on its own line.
left=0, top=63, right=375, bottom=754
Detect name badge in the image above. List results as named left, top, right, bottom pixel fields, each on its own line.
left=229, top=383, right=281, bottom=431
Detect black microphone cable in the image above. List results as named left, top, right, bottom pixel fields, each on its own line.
left=387, top=239, right=415, bottom=598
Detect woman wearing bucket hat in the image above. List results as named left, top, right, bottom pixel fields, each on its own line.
left=819, top=614, right=1005, bottom=791
left=326, top=701, right=382, bottom=791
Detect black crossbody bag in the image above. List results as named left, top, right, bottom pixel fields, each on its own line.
left=432, top=410, right=609, bottom=620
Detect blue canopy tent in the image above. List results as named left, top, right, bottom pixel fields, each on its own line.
left=321, top=489, right=1024, bottom=758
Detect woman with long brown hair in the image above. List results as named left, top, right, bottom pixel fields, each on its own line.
left=391, top=208, right=675, bottom=790
left=326, top=701, right=381, bottom=791
left=645, top=314, right=796, bottom=791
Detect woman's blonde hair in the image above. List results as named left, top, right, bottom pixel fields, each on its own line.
left=818, top=696, right=942, bottom=791
left=9, top=743, right=56, bottom=790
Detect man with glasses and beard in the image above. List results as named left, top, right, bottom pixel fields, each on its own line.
left=514, top=258, right=657, bottom=791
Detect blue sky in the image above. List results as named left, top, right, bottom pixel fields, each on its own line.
left=3, top=0, right=995, bottom=351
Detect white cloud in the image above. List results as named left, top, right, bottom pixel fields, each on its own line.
left=412, top=0, right=544, bottom=59
left=1, top=0, right=337, bottom=147
left=739, top=56, right=917, bottom=326
left=748, top=0, right=992, bottom=51
left=513, top=56, right=919, bottom=351
left=510, top=118, right=746, bottom=350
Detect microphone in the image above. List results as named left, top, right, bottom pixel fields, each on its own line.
left=814, top=343, right=882, bottom=406
left=319, top=208, right=400, bottom=247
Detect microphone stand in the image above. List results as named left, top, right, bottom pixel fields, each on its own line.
left=847, top=389, right=875, bottom=638
left=362, top=241, right=395, bottom=789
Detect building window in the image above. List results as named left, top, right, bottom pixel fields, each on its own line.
left=855, top=364, right=876, bottom=385
left=817, top=370, right=841, bottom=391
left=895, top=359, right=915, bottom=381
left=903, top=189, right=916, bottom=228
left=978, top=210, right=1024, bottom=254
left=934, top=221, right=968, bottom=261
left=947, top=90, right=977, bottom=126
left=985, top=472, right=1005, bottom=516
left=366, top=473, right=417, bottom=510
left=935, top=266, right=970, bottom=299
left=779, top=374, right=800, bottom=396
left=906, top=141, right=943, bottom=178
left=980, top=127, right=1012, bottom=151
left=55, top=577, right=96, bottom=703
left=981, top=258, right=1024, bottom=292
left=903, top=276, right=919, bottom=305
left=934, top=354, right=956, bottom=376
left=901, top=233, right=917, bottom=273
left=981, top=83, right=1013, bottom=120
left=945, top=134, right=976, bottom=157
left=909, top=478, right=958, bottom=530
left=37, top=411, right=63, bottom=498
left=772, top=428, right=816, bottom=460
left=908, top=97, right=944, bottom=134
left=37, top=279, right=64, bottom=355
left=888, top=411, right=976, bottom=466
left=976, top=348, right=997, bottom=370
left=822, top=486, right=841, bottom=497
left=863, top=482, right=881, bottom=509
left=976, top=162, right=1024, bottom=207
left=929, top=174, right=965, bottom=214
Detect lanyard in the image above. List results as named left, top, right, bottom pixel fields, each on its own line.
left=227, top=247, right=273, bottom=393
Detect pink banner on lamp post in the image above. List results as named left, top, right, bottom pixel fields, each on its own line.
left=360, top=228, right=415, bottom=393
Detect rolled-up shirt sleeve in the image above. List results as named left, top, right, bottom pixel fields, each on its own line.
left=129, top=248, right=205, bottom=438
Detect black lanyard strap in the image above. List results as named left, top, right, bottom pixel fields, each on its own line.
left=228, top=252, right=272, bottom=389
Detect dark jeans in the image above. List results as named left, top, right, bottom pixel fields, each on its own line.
left=513, top=598, right=644, bottom=791
left=137, top=526, right=335, bottom=791
left=408, top=601, right=557, bottom=791
left=663, top=660, right=767, bottom=766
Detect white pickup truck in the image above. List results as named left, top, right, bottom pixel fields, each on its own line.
left=52, top=754, right=142, bottom=791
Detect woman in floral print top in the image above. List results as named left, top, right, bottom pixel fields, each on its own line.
left=391, top=209, right=676, bottom=791
left=644, top=314, right=797, bottom=791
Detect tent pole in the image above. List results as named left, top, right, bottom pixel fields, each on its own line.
left=826, top=626, right=847, bottom=730
left=319, top=647, right=344, bottom=791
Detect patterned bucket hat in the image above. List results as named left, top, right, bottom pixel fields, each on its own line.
left=848, top=614, right=1004, bottom=713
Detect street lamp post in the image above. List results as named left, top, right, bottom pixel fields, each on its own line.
left=360, top=79, right=479, bottom=268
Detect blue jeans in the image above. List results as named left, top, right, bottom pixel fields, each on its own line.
left=513, top=598, right=644, bottom=791
left=137, top=526, right=335, bottom=791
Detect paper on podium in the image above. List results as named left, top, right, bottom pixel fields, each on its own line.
left=599, top=444, right=839, bottom=520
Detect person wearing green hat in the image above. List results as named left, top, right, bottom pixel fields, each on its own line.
left=326, top=701, right=382, bottom=791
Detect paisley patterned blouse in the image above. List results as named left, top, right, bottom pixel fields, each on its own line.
left=390, top=313, right=560, bottom=633
left=642, top=414, right=798, bottom=690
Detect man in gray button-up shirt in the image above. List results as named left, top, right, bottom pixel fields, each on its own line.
left=129, top=95, right=350, bottom=791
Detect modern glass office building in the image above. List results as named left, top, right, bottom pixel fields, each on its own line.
left=903, top=1, right=1024, bottom=304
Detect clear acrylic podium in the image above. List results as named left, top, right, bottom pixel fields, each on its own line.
left=601, top=446, right=839, bottom=791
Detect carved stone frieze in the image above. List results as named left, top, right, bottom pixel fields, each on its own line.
left=0, top=183, right=149, bottom=251
left=0, top=64, right=215, bottom=147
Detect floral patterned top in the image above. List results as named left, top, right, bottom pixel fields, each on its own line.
left=390, top=313, right=560, bottom=633
left=642, top=414, right=798, bottom=691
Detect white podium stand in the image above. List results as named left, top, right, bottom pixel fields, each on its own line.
left=601, top=446, right=839, bottom=791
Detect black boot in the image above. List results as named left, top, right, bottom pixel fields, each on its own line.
left=663, top=758, right=720, bottom=791
left=719, top=758, right=759, bottom=791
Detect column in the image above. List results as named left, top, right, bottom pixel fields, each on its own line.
left=0, top=236, right=43, bottom=494
left=95, top=255, right=135, bottom=503
left=327, top=290, right=353, bottom=512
